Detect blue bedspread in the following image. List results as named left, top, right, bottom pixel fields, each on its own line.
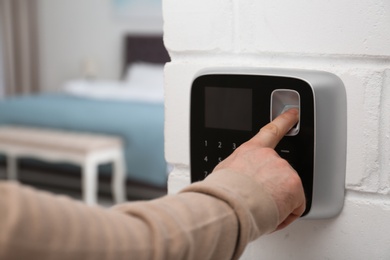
left=0, top=93, right=167, bottom=187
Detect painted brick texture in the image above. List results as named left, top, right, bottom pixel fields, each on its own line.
left=163, top=0, right=390, bottom=258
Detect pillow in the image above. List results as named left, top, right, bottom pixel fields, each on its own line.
left=124, top=62, right=165, bottom=90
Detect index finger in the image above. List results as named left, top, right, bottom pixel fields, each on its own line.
left=251, top=108, right=299, bottom=148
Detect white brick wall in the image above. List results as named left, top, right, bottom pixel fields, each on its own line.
left=163, top=0, right=390, bottom=258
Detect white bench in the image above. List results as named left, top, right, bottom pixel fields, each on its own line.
left=0, top=125, right=126, bottom=205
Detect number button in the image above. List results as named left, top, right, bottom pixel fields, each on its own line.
left=218, top=141, right=222, bottom=149
left=232, top=142, right=237, bottom=150
left=204, top=156, right=208, bottom=162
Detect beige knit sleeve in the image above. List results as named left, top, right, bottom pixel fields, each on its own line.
left=180, top=169, right=279, bottom=259
left=0, top=170, right=278, bottom=260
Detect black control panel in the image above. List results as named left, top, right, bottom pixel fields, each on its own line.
left=190, top=74, right=315, bottom=216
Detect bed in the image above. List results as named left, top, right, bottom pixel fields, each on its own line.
left=0, top=35, right=170, bottom=198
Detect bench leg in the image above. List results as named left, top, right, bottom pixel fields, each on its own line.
left=82, top=159, right=98, bottom=205
left=7, top=156, right=18, bottom=181
left=112, top=155, right=126, bottom=204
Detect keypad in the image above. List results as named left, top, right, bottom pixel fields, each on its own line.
left=194, top=136, right=247, bottom=180
left=193, top=136, right=300, bottom=181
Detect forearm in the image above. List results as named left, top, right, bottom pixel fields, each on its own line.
left=0, top=170, right=278, bottom=260
left=180, top=169, right=279, bottom=258
left=0, top=182, right=149, bottom=260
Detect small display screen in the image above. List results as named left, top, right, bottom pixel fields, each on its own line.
left=205, top=87, right=252, bottom=131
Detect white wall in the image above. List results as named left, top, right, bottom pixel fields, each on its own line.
left=37, top=0, right=163, bottom=91
left=163, top=0, right=390, bottom=259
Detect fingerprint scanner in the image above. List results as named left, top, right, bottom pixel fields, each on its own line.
left=271, top=89, right=300, bottom=136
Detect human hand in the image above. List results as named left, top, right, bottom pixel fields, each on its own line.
left=214, top=109, right=306, bottom=230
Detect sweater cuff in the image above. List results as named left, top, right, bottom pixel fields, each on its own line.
left=180, top=169, right=279, bottom=244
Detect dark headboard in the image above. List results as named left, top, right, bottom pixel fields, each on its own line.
left=123, top=35, right=170, bottom=71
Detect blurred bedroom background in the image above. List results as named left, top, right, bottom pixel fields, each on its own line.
left=0, top=0, right=169, bottom=205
